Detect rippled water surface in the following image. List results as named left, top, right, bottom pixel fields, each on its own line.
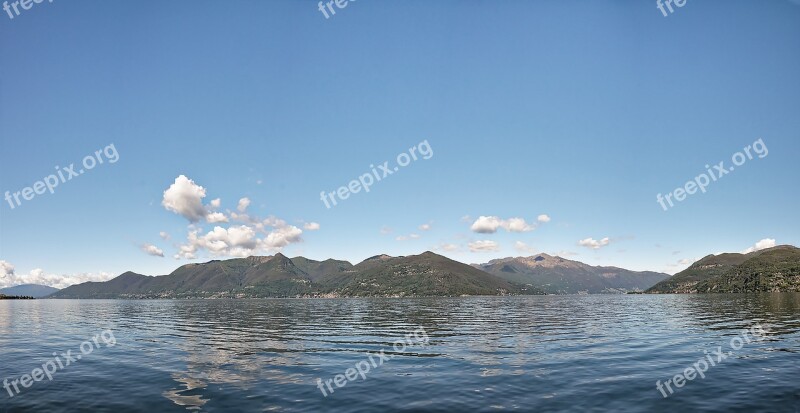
left=1, top=295, right=799, bottom=412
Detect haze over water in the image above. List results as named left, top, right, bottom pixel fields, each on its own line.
left=1, top=294, right=798, bottom=412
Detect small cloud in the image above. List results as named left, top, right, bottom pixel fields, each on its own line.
left=209, top=198, right=221, bottom=209
left=159, top=231, right=170, bottom=240
left=237, top=197, right=251, bottom=213
left=470, top=215, right=544, bottom=234
left=578, top=237, right=611, bottom=250
left=396, top=233, right=420, bottom=241
left=553, top=250, right=579, bottom=257
left=469, top=215, right=503, bottom=234
left=469, top=240, right=499, bottom=252
left=256, top=180, right=263, bottom=185
left=537, top=214, right=551, bottom=223
left=471, top=216, right=503, bottom=233
left=419, top=223, right=432, bottom=231
left=514, top=241, right=537, bottom=254
left=206, top=212, right=229, bottom=223
left=504, top=218, right=536, bottom=232
left=304, top=222, right=321, bottom=231
left=0, top=261, right=15, bottom=279
left=162, top=175, right=209, bottom=223
left=460, top=215, right=472, bottom=223
left=741, top=238, right=776, bottom=254
left=141, top=243, right=165, bottom=257
left=435, top=243, right=461, bottom=252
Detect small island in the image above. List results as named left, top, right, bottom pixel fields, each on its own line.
left=0, top=294, right=35, bottom=300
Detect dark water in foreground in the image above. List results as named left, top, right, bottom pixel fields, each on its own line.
left=1, top=295, right=799, bottom=412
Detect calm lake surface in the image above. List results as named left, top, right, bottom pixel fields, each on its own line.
left=1, top=295, right=799, bottom=412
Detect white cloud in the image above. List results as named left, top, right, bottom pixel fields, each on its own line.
left=0, top=262, right=114, bottom=289
left=514, top=241, right=537, bottom=254
left=460, top=215, right=472, bottom=223
left=469, top=240, right=500, bottom=252
left=578, top=237, right=611, bottom=250
left=470, top=216, right=503, bottom=233
left=741, top=238, right=776, bottom=254
left=263, top=225, right=303, bottom=249
left=537, top=214, right=551, bottom=223
left=175, top=243, right=198, bottom=260
left=0, top=261, right=14, bottom=279
left=435, top=243, right=460, bottom=252
left=396, top=233, right=421, bottom=241
left=206, top=212, right=229, bottom=223
left=237, top=197, right=251, bottom=213
left=161, top=178, right=308, bottom=260
left=159, top=231, right=170, bottom=240
left=554, top=250, right=579, bottom=257
left=419, top=223, right=432, bottom=231
left=470, top=215, right=544, bottom=233
left=503, top=218, right=535, bottom=232
left=181, top=226, right=256, bottom=257
left=141, top=243, right=164, bottom=257
left=162, top=175, right=208, bottom=223
left=174, top=219, right=306, bottom=259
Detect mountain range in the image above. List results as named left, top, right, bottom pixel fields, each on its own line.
left=0, top=284, right=60, bottom=298
left=474, top=253, right=669, bottom=294
left=646, top=245, right=800, bottom=293
left=39, top=246, right=800, bottom=299
left=50, top=252, right=544, bottom=299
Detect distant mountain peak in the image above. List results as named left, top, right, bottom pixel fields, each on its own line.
left=0, top=284, right=60, bottom=298
left=477, top=255, right=668, bottom=294
left=362, top=254, right=394, bottom=262
left=246, top=255, right=275, bottom=263
left=118, top=271, right=147, bottom=278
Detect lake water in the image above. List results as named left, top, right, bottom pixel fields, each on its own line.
left=1, top=295, right=798, bottom=412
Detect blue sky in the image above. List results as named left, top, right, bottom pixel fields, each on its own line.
left=1, top=0, right=798, bottom=288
